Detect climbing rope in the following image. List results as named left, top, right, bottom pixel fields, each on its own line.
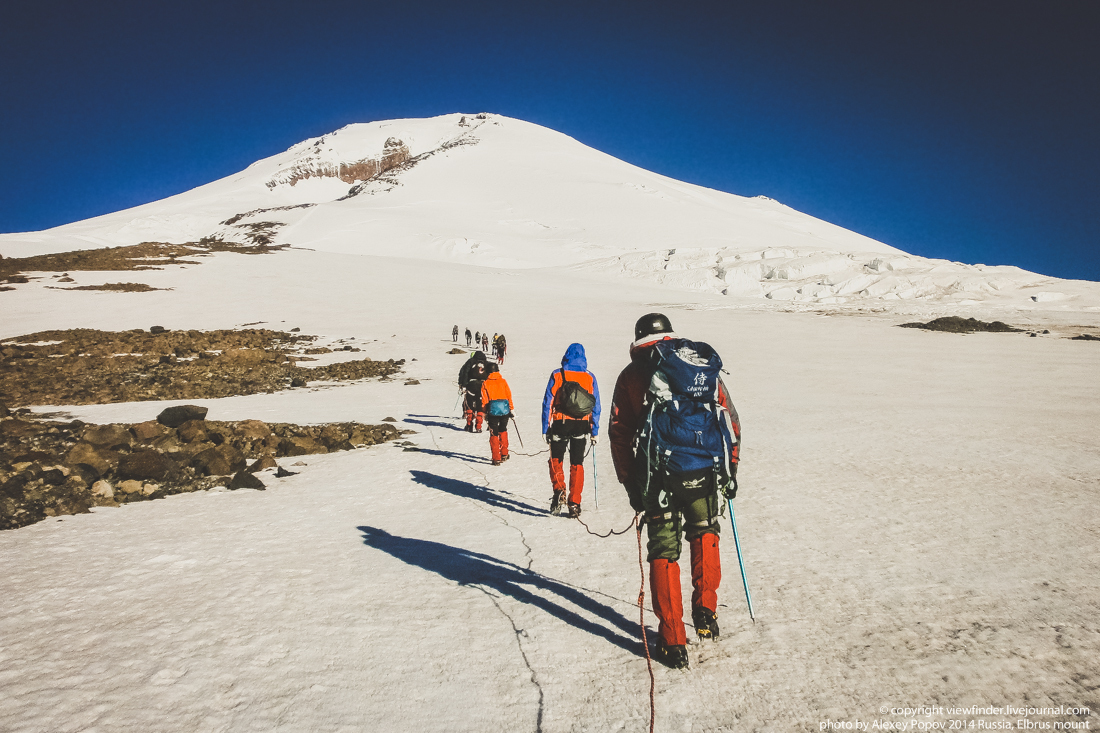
left=637, top=518, right=656, bottom=733
left=573, top=512, right=655, bottom=732
left=573, top=512, right=638, bottom=538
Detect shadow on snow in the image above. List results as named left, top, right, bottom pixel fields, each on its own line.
left=356, top=525, right=642, bottom=656
left=410, top=469, right=544, bottom=517
left=405, top=416, right=466, bottom=433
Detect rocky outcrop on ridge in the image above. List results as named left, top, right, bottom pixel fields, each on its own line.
left=0, top=328, right=402, bottom=407
left=0, top=406, right=401, bottom=530
left=266, top=136, right=411, bottom=189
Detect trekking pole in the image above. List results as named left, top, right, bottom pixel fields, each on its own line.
left=453, top=389, right=463, bottom=414
left=727, top=498, right=755, bottom=623
left=510, top=416, right=524, bottom=448
left=592, top=446, right=599, bottom=509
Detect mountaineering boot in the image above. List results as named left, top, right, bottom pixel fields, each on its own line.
left=549, top=490, right=565, bottom=515
left=692, top=605, right=720, bottom=640
left=652, top=641, right=689, bottom=669
left=567, top=502, right=581, bottom=519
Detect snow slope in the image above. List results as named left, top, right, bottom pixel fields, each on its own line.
left=1, top=249, right=1099, bottom=732
left=6, top=112, right=1096, bottom=308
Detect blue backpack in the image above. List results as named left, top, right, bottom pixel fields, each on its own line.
left=635, top=338, right=737, bottom=488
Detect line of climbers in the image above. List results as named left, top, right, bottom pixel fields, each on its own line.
left=454, top=313, right=741, bottom=670
left=454, top=325, right=506, bottom=362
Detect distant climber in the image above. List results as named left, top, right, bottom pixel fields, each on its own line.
left=608, top=313, right=741, bottom=670
left=482, top=333, right=489, bottom=352
left=495, top=334, right=507, bottom=364
left=452, top=325, right=459, bottom=342
left=465, top=328, right=472, bottom=347
left=459, top=350, right=490, bottom=432
left=541, top=343, right=600, bottom=518
left=480, top=363, right=514, bottom=465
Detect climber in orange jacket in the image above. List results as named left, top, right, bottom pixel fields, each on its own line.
left=480, top=364, right=514, bottom=466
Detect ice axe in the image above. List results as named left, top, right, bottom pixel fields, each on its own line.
left=727, top=497, right=755, bottom=623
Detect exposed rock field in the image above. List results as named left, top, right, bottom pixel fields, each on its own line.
left=1, top=327, right=402, bottom=407
left=0, top=405, right=401, bottom=530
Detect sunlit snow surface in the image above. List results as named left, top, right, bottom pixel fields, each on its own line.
left=1, top=115, right=1099, bottom=731
left=1, top=248, right=1099, bottom=732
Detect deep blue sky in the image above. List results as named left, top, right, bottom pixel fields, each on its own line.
left=2, top=0, right=1097, bottom=280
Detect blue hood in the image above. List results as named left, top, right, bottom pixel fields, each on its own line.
left=561, top=343, right=588, bottom=371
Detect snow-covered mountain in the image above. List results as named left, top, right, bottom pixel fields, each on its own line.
left=2, top=113, right=1096, bottom=308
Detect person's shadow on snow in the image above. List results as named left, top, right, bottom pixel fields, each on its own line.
left=410, top=470, right=544, bottom=517
left=405, top=447, right=492, bottom=465
left=356, top=525, right=642, bottom=656
left=405, top=416, right=465, bottom=432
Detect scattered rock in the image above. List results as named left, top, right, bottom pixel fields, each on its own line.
left=117, top=451, right=176, bottom=482
left=448, top=347, right=466, bottom=354
left=382, top=417, right=397, bottom=422
left=65, top=442, right=113, bottom=478
left=157, top=405, right=209, bottom=428
left=91, top=480, right=114, bottom=498
left=898, top=317, right=1022, bottom=333
left=275, top=466, right=298, bottom=478
left=227, top=470, right=265, bottom=491
left=404, top=379, right=420, bottom=385
left=82, top=424, right=133, bottom=449
left=118, top=479, right=144, bottom=495
left=290, top=377, right=307, bottom=388
left=1071, top=334, right=1100, bottom=341
left=131, top=420, right=166, bottom=441
left=249, top=455, right=278, bottom=472
left=176, top=419, right=208, bottom=443
left=292, top=461, right=307, bottom=466
left=150, top=326, right=167, bottom=334
left=281, top=436, right=327, bottom=456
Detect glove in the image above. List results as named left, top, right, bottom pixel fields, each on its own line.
left=590, top=435, right=599, bottom=445
left=720, top=463, right=739, bottom=500
left=544, top=434, right=551, bottom=445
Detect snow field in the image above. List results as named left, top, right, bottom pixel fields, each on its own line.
left=1, top=247, right=1099, bottom=731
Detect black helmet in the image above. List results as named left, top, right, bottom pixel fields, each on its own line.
left=473, top=350, right=486, bottom=362
left=634, top=312, right=674, bottom=341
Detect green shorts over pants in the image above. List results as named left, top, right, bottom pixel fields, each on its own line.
left=643, top=469, right=722, bottom=562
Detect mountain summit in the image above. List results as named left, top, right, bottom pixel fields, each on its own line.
left=2, top=113, right=1094, bottom=307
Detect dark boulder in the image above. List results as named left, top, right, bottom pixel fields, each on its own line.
left=157, top=405, right=209, bottom=428
left=81, top=424, right=133, bottom=450
left=192, top=444, right=245, bottom=476
left=117, top=451, right=176, bottom=482
left=227, top=470, right=265, bottom=491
